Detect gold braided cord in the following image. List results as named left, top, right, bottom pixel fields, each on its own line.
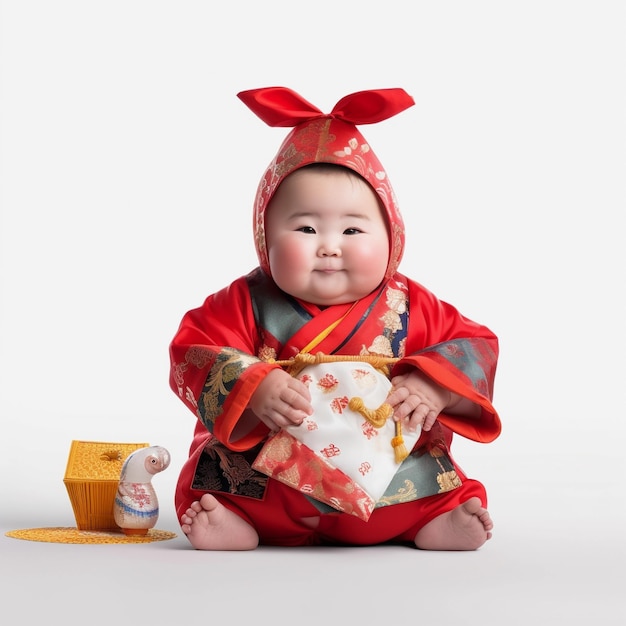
left=347, top=397, right=392, bottom=428
left=348, top=397, right=408, bottom=464
left=272, top=352, right=399, bottom=378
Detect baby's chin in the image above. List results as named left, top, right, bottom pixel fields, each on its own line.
left=301, top=291, right=373, bottom=308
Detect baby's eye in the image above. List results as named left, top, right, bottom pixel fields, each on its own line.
left=296, top=226, right=316, bottom=234
left=343, top=228, right=362, bottom=235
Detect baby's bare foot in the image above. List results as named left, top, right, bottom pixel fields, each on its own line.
left=180, top=493, right=259, bottom=551
left=414, top=497, right=493, bottom=551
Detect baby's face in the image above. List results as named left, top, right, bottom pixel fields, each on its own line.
left=265, top=167, right=390, bottom=306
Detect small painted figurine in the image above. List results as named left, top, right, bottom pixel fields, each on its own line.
left=113, top=445, right=171, bottom=535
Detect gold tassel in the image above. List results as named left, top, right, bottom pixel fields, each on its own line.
left=391, top=420, right=409, bottom=463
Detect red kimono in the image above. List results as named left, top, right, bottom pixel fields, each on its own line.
left=169, top=87, right=501, bottom=545
left=169, top=268, right=500, bottom=546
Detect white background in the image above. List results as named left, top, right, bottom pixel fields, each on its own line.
left=1, top=1, right=625, bottom=623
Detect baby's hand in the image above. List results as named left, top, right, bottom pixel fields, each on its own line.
left=249, top=369, right=313, bottom=432
left=386, top=369, right=451, bottom=432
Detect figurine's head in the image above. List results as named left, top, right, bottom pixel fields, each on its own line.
left=120, top=445, right=171, bottom=482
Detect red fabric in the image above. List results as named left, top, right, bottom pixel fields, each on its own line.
left=175, top=461, right=486, bottom=547
left=237, top=86, right=415, bottom=127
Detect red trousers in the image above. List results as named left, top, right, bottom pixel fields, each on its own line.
left=176, top=469, right=487, bottom=547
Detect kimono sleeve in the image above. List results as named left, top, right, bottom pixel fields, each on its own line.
left=168, top=275, right=281, bottom=451
left=392, top=280, right=501, bottom=443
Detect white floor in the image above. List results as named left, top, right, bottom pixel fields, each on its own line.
left=2, top=449, right=624, bottom=626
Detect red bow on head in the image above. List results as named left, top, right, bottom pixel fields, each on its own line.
left=237, top=86, right=415, bottom=127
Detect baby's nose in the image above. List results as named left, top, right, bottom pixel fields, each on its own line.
left=319, top=245, right=341, bottom=257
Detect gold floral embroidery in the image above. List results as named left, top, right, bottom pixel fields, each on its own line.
left=386, top=287, right=408, bottom=314
left=437, top=471, right=462, bottom=493
left=273, top=143, right=304, bottom=179
left=355, top=283, right=409, bottom=359
left=199, top=348, right=259, bottom=427
left=366, top=335, right=393, bottom=357
left=258, top=344, right=277, bottom=362
left=380, top=309, right=403, bottom=333
left=377, top=479, right=418, bottom=506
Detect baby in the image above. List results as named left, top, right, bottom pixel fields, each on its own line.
left=169, top=87, right=501, bottom=550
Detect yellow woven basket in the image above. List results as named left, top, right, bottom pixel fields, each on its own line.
left=63, top=440, right=149, bottom=531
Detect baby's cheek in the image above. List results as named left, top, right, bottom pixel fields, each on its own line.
left=270, top=237, right=309, bottom=270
